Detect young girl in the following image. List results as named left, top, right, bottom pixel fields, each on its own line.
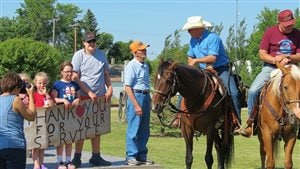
left=52, top=61, right=79, bottom=169
left=32, top=72, right=54, bottom=169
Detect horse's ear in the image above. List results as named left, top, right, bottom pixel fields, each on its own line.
left=159, top=58, right=164, bottom=65
left=170, top=61, right=178, bottom=69
left=275, top=61, right=288, bottom=74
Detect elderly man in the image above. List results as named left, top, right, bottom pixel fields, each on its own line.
left=124, top=41, right=154, bottom=166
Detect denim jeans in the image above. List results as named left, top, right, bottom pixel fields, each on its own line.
left=126, top=93, right=151, bottom=161
left=247, top=65, right=275, bottom=116
left=216, top=66, right=241, bottom=122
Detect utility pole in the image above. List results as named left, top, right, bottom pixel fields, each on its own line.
left=69, top=23, right=79, bottom=53
left=51, top=17, right=59, bottom=46
left=69, top=23, right=80, bottom=52
left=235, top=0, right=239, bottom=62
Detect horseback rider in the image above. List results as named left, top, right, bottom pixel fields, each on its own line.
left=240, top=9, right=300, bottom=137
left=172, top=16, right=242, bottom=130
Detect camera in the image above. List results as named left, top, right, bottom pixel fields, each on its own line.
left=20, top=80, right=32, bottom=94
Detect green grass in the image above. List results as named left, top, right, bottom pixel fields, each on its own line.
left=83, top=108, right=300, bottom=169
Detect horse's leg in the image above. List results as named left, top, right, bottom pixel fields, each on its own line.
left=213, top=131, right=224, bottom=169
left=283, top=134, right=296, bottom=169
left=205, top=125, right=215, bottom=169
left=261, top=129, right=275, bottom=169
left=182, top=124, right=194, bottom=169
left=258, top=131, right=266, bottom=169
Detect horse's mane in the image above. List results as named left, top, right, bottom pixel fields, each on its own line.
left=270, top=64, right=300, bottom=96
left=155, top=60, right=201, bottom=83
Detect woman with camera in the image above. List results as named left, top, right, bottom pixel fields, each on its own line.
left=0, top=72, right=36, bottom=169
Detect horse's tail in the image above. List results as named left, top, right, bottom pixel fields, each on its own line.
left=223, top=96, right=235, bottom=167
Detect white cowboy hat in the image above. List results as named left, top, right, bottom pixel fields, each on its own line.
left=182, top=16, right=212, bottom=31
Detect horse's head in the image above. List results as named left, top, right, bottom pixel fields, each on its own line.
left=152, top=59, right=178, bottom=114
left=270, top=62, right=300, bottom=117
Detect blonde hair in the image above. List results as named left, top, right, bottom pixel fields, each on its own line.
left=34, top=72, right=49, bottom=84
left=18, top=72, right=31, bottom=82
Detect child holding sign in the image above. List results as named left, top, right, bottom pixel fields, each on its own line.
left=32, top=72, right=54, bottom=169
left=52, top=61, right=80, bottom=169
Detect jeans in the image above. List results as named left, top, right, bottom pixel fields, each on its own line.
left=247, top=65, right=275, bottom=116
left=0, top=148, right=26, bottom=169
left=216, top=66, right=241, bottom=122
left=126, top=93, right=151, bottom=161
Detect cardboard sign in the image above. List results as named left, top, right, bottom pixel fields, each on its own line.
left=25, top=97, right=111, bottom=150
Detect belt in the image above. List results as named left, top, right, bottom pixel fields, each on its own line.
left=215, top=63, right=230, bottom=69
left=133, top=89, right=149, bottom=94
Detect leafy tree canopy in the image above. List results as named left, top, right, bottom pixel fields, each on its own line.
left=0, top=38, right=63, bottom=85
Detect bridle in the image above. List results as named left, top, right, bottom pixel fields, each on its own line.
left=263, top=72, right=300, bottom=138
left=152, top=70, right=179, bottom=109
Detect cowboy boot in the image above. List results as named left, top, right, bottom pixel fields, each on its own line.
left=241, top=97, right=260, bottom=137
left=240, top=119, right=254, bottom=137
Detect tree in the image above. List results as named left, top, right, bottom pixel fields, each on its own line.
left=160, top=30, right=187, bottom=64
left=13, top=0, right=83, bottom=61
left=225, top=18, right=251, bottom=84
left=107, top=41, right=131, bottom=64
left=98, top=32, right=114, bottom=52
left=15, top=0, right=56, bottom=42
left=0, top=38, right=63, bottom=85
left=55, top=3, right=82, bottom=52
left=81, top=9, right=99, bottom=33
left=0, top=17, right=18, bottom=42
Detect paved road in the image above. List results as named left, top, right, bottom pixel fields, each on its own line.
left=26, top=148, right=161, bottom=169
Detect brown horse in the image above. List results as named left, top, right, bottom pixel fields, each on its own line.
left=152, top=60, right=236, bottom=169
left=258, top=63, right=300, bottom=169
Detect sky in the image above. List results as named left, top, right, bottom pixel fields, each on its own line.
left=1, top=0, right=300, bottom=60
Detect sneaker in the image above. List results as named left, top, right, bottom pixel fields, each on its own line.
left=126, top=158, right=142, bottom=166
left=66, top=161, right=76, bottom=169
left=140, top=159, right=154, bottom=165
left=71, top=158, right=81, bottom=168
left=56, top=162, right=67, bottom=169
left=89, top=156, right=111, bottom=166
left=40, top=164, right=48, bottom=169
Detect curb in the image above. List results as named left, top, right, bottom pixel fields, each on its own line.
left=26, top=148, right=162, bottom=169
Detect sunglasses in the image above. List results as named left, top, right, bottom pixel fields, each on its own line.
left=86, top=39, right=96, bottom=43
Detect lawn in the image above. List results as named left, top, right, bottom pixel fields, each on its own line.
left=83, top=108, right=300, bottom=169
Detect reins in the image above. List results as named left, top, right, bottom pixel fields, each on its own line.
left=153, top=67, right=226, bottom=115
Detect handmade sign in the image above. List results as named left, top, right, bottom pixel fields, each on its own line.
left=25, top=97, right=110, bottom=150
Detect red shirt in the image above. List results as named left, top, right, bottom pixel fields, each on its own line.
left=260, top=26, right=300, bottom=57
left=33, top=92, right=46, bottom=107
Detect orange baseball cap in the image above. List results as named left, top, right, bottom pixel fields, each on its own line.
left=130, top=41, right=150, bottom=53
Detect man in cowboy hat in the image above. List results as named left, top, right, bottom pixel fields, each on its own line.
left=240, top=9, right=300, bottom=137
left=172, top=16, right=242, bottom=130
